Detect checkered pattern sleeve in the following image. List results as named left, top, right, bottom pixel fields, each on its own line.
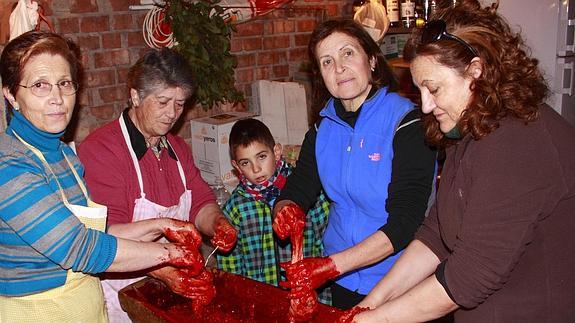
left=303, top=190, right=330, bottom=259
left=216, top=189, right=281, bottom=285
left=216, top=194, right=244, bottom=275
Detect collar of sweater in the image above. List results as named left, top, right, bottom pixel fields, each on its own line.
left=7, top=111, right=65, bottom=152
left=320, top=86, right=384, bottom=128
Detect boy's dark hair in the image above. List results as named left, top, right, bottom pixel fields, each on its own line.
left=229, top=118, right=276, bottom=161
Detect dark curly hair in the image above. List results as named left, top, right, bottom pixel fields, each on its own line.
left=307, top=19, right=399, bottom=115
left=404, top=0, right=548, bottom=147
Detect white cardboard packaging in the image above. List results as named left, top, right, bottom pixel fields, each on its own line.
left=380, top=34, right=399, bottom=59
left=190, top=111, right=257, bottom=192
left=252, top=80, right=309, bottom=146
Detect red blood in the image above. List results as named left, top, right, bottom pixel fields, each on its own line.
left=274, top=204, right=339, bottom=321
left=285, top=204, right=315, bottom=322
left=165, top=227, right=202, bottom=248
left=273, top=204, right=305, bottom=241
left=211, top=217, right=237, bottom=252
left=185, top=270, right=216, bottom=312
left=119, top=269, right=343, bottom=322
left=289, top=290, right=318, bottom=322
left=168, top=244, right=204, bottom=275
left=280, top=257, right=339, bottom=298
left=338, top=306, right=369, bottom=323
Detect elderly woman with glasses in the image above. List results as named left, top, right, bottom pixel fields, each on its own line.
left=0, top=31, right=209, bottom=322
left=271, top=18, right=437, bottom=313
left=345, top=1, right=575, bottom=322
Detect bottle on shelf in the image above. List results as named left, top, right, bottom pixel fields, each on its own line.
left=414, top=0, right=426, bottom=27
left=422, top=0, right=430, bottom=22
left=212, top=178, right=231, bottom=208
left=428, top=0, right=437, bottom=20
left=386, top=0, right=400, bottom=27
left=400, top=0, right=416, bottom=28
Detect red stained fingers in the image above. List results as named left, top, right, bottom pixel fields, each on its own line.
left=338, top=306, right=369, bottom=323
left=164, top=223, right=202, bottom=248
left=167, top=244, right=205, bottom=275
left=289, top=291, right=318, bottom=322
left=210, top=217, right=237, bottom=252
left=273, top=203, right=306, bottom=240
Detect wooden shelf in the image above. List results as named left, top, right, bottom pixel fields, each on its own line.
left=387, top=27, right=416, bottom=35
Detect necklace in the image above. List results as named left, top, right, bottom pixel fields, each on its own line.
left=145, top=137, right=163, bottom=160
left=145, top=137, right=159, bottom=148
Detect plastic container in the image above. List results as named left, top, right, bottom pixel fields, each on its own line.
left=212, top=178, right=231, bottom=208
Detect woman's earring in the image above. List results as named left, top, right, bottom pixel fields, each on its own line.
left=12, top=103, right=19, bottom=111
left=370, top=66, right=375, bottom=72
left=131, top=96, right=140, bottom=108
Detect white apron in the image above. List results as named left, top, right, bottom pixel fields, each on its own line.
left=0, top=132, right=109, bottom=323
left=102, top=114, right=192, bottom=323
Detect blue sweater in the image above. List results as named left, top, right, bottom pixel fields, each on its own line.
left=317, top=87, right=414, bottom=294
left=0, top=111, right=117, bottom=296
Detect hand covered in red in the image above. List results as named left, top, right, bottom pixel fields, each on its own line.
left=273, top=203, right=306, bottom=240
left=166, top=243, right=205, bottom=276
left=289, top=290, right=318, bottom=322
left=211, top=216, right=237, bottom=252
left=280, top=257, right=339, bottom=299
left=164, top=221, right=202, bottom=248
left=182, top=269, right=216, bottom=312
left=154, top=267, right=216, bottom=312
left=338, top=306, right=369, bottom=323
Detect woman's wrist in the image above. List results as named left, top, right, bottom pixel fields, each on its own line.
left=163, top=218, right=184, bottom=234
left=329, top=253, right=345, bottom=274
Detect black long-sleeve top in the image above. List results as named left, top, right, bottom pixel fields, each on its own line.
left=277, top=92, right=437, bottom=252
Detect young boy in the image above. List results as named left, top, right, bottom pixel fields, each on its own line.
left=217, top=118, right=331, bottom=304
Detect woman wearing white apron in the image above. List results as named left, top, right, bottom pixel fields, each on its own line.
left=0, top=31, right=213, bottom=322
left=78, top=48, right=238, bottom=322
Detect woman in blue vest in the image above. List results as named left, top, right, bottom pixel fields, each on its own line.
left=273, top=19, right=437, bottom=309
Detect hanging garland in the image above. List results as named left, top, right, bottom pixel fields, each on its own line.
left=141, top=0, right=295, bottom=109
left=160, top=0, right=244, bottom=109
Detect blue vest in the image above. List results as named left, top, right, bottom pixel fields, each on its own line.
left=316, top=87, right=414, bottom=294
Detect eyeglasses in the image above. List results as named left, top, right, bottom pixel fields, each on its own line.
left=421, top=20, right=479, bottom=57
left=18, top=80, right=79, bottom=97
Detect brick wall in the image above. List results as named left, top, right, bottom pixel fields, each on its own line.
left=1, top=0, right=351, bottom=144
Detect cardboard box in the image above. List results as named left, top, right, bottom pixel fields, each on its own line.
left=396, top=33, right=410, bottom=58
left=191, top=111, right=257, bottom=192
left=252, top=80, right=309, bottom=146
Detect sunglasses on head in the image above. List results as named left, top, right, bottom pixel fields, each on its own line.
left=421, top=20, right=479, bottom=57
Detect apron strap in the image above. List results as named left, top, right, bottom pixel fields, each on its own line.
left=119, top=113, right=146, bottom=195
left=63, top=153, right=91, bottom=200
left=11, top=130, right=71, bottom=205
left=165, top=139, right=187, bottom=188
left=119, top=113, right=188, bottom=193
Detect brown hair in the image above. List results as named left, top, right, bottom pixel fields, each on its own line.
left=0, top=31, right=81, bottom=106
left=229, top=118, right=276, bottom=161
left=127, top=48, right=196, bottom=107
left=307, top=19, right=399, bottom=115
left=405, top=0, right=548, bottom=147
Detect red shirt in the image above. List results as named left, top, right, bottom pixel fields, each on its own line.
left=78, top=117, right=215, bottom=226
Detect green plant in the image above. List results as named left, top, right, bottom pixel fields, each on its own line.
left=166, top=0, right=244, bottom=109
